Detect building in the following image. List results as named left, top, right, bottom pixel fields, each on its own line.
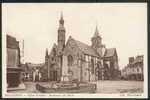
left=7, top=35, right=25, bottom=90
left=45, top=13, right=120, bottom=82
left=121, top=55, right=144, bottom=81
left=22, top=62, right=44, bottom=81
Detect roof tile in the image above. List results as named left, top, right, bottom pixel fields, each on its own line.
left=72, top=38, right=98, bottom=57
left=104, top=48, right=116, bottom=57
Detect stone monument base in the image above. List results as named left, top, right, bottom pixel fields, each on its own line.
left=61, top=75, right=69, bottom=82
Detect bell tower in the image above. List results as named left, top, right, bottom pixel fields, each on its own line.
left=91, top=26, right=102, bottom=49
left=91, top=26, right=105, bottom=56
left=58, top=12, right=66, bottom=53
left=45, top=48, right=49, bottom=66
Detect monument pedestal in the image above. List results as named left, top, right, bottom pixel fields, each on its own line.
left=61, top=75, right=69, bottom=82
left=61, top=55, right=70, bottom=82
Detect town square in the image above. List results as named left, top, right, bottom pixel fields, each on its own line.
left=2, top=3, right=147, bottom=98
left=9, top=81, right=143, bottom=93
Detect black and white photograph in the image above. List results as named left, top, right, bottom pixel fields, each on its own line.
left=2, top=3, right=148, bottom=98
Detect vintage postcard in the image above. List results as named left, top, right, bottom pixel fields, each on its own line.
left=2, top=3, right=148, bottom=98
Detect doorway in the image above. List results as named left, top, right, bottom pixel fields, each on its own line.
left=49, top=71, right=57, bottom=81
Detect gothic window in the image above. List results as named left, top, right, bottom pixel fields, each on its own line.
left=52, top=57, right=54, bottom=61
left=68, top=55, right=73, bottom=66
left=97, top=61, right=101, bottom=68
left=53, top=49, right=56, bottom=56
left=68, top=70, right=73, bottom=76
left=95, top=65, right=99, bottom=76
left=91, top=58, right=94, bottom=74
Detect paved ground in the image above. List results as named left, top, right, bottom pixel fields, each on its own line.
left=8, top=80, right=143, bottom=93
left=96, top=80, right=143, bottom=93
left=8, top=82, right=40, bottom=93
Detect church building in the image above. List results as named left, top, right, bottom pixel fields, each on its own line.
left=45, top=13, right=120, bottom=82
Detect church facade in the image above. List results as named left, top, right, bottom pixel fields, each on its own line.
left=45, top=13, right=120, bottom=82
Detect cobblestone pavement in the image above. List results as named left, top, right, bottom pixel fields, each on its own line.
left=8, top=81, right=143, bottom=93
left=8, top=82, right=40, bottom=93
left=96, top=80, right=143, bottom=93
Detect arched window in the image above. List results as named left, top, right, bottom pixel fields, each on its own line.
left=53, top=49, right=56, bottom=56
left=68, top=70, right=73, bottom=76
left=97, top=61, right=102, bottom=68
left=91, top=58, right=94, bottom=74
left=68, top=55, right=73, bottom=66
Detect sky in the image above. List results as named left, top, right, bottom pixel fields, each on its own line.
left=2, top=3, right=147, bottom=69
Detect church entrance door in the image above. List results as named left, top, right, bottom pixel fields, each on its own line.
left=49, top=71, right=57, bottom=81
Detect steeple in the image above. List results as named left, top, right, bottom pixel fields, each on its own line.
left=91, top=25, right=105, bottom=56
left=94, top=25, right=99, bottom=37
left=61, top=11, right=63, bottom=20
left=58, top=12, right=65, bottom=32
left=91, top=25, right=102, bottom=49
left=93, top=25, right=102, bottom=39
left=58, top=12, right=66, bottom=53
left=59, top=11, right=64, bottom=26
left=45, top=48, right=49, bottom=66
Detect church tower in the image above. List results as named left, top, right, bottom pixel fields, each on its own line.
left=58, top=12, right=66, bottom=53
left=45, top=48, right=49, bottom=66
left=91, top=26, right=105, bottom=56
left=91, top=26, right=102, bottom=49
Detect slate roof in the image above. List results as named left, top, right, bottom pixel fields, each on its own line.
left=104, top=48, right=116, bottom=57
left=72, top=37, right=99, bottom=57
left=50, top=36, right=117, bottom=58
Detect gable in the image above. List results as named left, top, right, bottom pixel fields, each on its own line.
left=74, top=39, right=99, bottom=57
left=104, top=48, right=117, bottom=58
left=63, top=36, right=82, bottom=56
left=63, top=36, right=98, bottom=57
left=49, top=43, right=58, bottom=57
